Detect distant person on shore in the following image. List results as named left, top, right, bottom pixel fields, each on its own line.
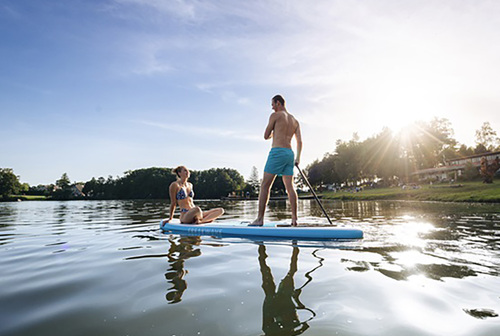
left=251, top=95, right=302, bottom=226
left=162, top=166, right=224, bottom=225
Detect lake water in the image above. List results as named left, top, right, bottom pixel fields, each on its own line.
left=1, top=199, right=499, bottom=336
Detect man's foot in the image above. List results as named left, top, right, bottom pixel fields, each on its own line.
left=249, top=219, right=263, bottom=226
left=291, top=221, right=298, bottom=227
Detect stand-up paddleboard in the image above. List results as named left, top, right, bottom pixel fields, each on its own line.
left=160, top=220, right=363, bottom=240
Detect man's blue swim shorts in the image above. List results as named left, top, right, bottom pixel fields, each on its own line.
left=264, top=147, right=295, bottom=176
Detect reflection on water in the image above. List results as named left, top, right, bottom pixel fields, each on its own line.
left=165, top=236, right=202, bottom=304
left=0, top=199, right=499, bottom=336
left=258, top=245, right=317, bottom=335
left=162, top=235, right=322, bottom=335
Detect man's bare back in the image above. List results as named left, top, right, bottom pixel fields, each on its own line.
left=266, top=111, right=299, bottom=149
left=264, top=102, right=302, bottom=161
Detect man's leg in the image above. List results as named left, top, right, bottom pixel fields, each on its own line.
left=250, top=172, right=276, bottom=226
left=282, top=175, right=298, bottom=226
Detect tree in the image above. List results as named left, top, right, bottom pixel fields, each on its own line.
left=83, top=178, right=98, bottom=198
left=53, top=173, right=73, bottom=199
left=480, top=156, right=500, bottom=184
left=246, top=166, right=260, bottom=196
left=462, top=162, right=480, bottom=181
left=271, top=175, right=286, bottom=195
left=56, top=173, right=71, bottom=189
left=474, top=143, right=489, bottom=154
left=360, top=127, right=400, bottom=185
left=193, top=168, right=245, bottom=199
left=399, top=118, right=457, bottom=173
left=116, top=168, right=175, bottom=199
left=305, top=154, right=341, bottom=188
left=0, top=168, right=21, bottom=198
left=334, top=134, right=362, bottom=185
left=457, top=144, right=474, bottom=158
left=475, top=122, right=500, bottom=152
left=20, top=183, right=29, bottom=194
left=306, top=159, right=322, bottom=187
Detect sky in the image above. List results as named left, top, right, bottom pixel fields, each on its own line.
left=1, top=0, right=499, bottom=185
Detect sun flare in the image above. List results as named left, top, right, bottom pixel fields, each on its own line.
left=360, top=47, right=452, bottom=134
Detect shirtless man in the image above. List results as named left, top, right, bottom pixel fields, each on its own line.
left=250, top=95, right=303, bottom=226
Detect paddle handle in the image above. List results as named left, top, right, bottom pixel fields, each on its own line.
left=295, top=163, right=334, bottom=225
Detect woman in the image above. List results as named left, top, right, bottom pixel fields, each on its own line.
left=163, top=166, right=224, bottom=224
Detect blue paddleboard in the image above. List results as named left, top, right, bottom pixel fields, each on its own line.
left=160, top=220, right=363, bottom=240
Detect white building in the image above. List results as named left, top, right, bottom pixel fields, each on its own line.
left=412, top=151, right=500, bottom=181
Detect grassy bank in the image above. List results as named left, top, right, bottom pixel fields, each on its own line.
left=4, top=181, right=500, bottom=203
left=1, top=195, right=48, bottom=202
left=321, top=181, right=500, bottom=203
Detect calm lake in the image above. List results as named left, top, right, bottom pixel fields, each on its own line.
left=1, top=199, right=499, bottom=336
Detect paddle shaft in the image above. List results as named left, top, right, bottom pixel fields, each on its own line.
left=295, top=163, right=334, bottom=225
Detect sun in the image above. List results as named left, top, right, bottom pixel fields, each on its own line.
left=358, top=48, right=452, bottom=134
left=369, top=77, right=441, bottom=133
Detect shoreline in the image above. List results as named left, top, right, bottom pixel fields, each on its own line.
left=3, top=181, right=500, bottom=203
left=320, top=181, right=500, bottom=203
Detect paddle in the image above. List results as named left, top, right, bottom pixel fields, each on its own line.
left=295, top=163, right=334, bottom=225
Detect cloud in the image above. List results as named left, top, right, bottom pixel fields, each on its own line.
left=129, top=39, right=175, bottom=75
left=138, top=120, right=261, bottom=142
left=72, top=1, right=500, bottom=147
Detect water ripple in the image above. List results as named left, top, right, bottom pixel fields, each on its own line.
left=1, top=199, right=499, bottom=336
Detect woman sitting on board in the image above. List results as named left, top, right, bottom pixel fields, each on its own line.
left=162, top=166, right=224, bottom=225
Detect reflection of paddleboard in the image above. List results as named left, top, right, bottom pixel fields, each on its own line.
left=160, top=220, right=363, bottom=240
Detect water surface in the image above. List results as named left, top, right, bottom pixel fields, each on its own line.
left=0, top=200, right=499, bottom=335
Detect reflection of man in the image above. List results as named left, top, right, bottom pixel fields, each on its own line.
left=165, top=236, right=201, bottom=304
left=258, top=245, right=311, bottom=335
left=251, top=95, right=303, bottom=226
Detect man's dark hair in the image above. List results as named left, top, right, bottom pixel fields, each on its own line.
left=272, top=95, right=285, bottom=106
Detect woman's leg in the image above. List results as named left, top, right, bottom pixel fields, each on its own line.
left=180, top=207, right=203, bottom=224
left=199, top=208, right=224, bottom=223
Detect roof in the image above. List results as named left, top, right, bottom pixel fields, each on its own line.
left=446, top=150, right=500, bottom=163
left=411, top=166, right=459, bottom=175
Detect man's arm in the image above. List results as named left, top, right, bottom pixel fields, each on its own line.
left=264, top=114, right=276, bottom=140
left=294, top=123, right=303, bottom=165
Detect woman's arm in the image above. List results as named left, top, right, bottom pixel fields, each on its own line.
left=167, top=182, right=177, bottom=221
left=187, top=182, right=196, bottom=208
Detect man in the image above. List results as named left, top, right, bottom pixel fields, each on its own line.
left=250, top=95, right=302, bottom=226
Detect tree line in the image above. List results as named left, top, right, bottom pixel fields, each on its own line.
left=82, top=167, right=249, bottom=200
left=0, top=167, right=258, bottom=201
left=305, top=120, right=500, bottom=187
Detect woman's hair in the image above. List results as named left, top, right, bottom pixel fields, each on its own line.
left=173, top=166, right=187, bottom=178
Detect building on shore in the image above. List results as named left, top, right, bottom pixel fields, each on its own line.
left=412, top=151, right=500, bottom=182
